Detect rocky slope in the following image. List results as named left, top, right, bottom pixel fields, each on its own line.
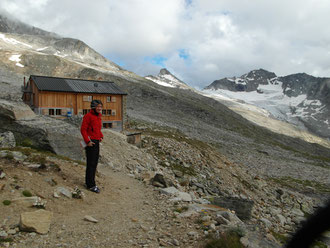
left=204, top=69, right=330, bottom=139
left=1, top=128, right=328, bottom=247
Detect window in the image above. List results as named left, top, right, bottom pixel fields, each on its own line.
left=112, top=96, right=116, bottom=102
left=56, top=109, right=62, bottom=115
left=107, top=96, right=111, bottom=102
left=102, top=109, right=106, bottom=115
left=83, top=95, right=93, bottom=102
left=49, top=109, right=54, bottom=115
left=112, top=110, right=116, bottom=116
left=107, top=109, right=111, bottom=116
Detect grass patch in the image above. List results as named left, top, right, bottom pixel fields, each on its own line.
left=0, top=147, right=84, bottom=166
left=4, top=152, right=14, bottom=160
left=19, top=138, right=34, bottom=148
left=2, top=200, right=11, bottom=206
left=173, top=206, right=189, bottom=213
left=205, top=231, right=244, bottom=248
left=0, top=237, right=13, bottom=243
left=144, top=127, right=211, bottom=151
left=271, top=141, right=330, bottom=166
left=270, top=176, right=330, bottom=193
left=29, top=155, right=47, bottom=165
left=22, top=190, right=32, bottom=197
left=270, top=230, right=289, bottom=244
left=311, top=241, right=328, bottom=248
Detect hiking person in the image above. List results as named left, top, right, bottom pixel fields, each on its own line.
left=80, top=99, right=103, bottom=193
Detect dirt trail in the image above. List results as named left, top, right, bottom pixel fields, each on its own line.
left=0, top=163, right=165, bottom=248
left=1, top=130, right=204, bottom=247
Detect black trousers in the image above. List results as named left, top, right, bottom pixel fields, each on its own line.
left=85, top=139, right=100, bottom=188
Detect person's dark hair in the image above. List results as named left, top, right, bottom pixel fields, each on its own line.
left=90, top=100, right=103, bottom=109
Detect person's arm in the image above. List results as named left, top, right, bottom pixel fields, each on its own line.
left=99, top=116, right=104, bottom=142
left=80, top=115, right=91, bottom=144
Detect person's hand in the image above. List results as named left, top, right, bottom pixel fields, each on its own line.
left=87, top=141, right=95, bottom=147
left=100, top=138, right=103, bottom=142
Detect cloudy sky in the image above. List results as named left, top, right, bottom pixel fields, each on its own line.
left=1, top=0, right=330, bottom=88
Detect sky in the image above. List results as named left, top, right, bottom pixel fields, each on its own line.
left=1, top=0, right=330, bottom=88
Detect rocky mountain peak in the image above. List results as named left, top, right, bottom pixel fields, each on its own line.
left=159, top=68, right=171, bottom=75
left=0, top=13, right=59, bottom=37
left=145, top=68, right=192, bottom=90
left=245, top=68, right=277, bottom=83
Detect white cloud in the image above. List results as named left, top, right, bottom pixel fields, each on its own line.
left=1, top=0, right=330, bottom=88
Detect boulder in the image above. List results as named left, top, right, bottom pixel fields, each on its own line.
left=211, top=196, right=254, bottom=221
left=0, top=99, right=83, bottom=160
left=151, top=174, right=168, bottom=188
left=0, top=99, right=35, bottom=121
left=19, top=209, right=53, bottom=234
left=84, top=215, right=98, bottom=223
left=170, top=192, right=192, bottom=202
left=55, top=187, right=72, bottom=198
left=0, top=131, right=16, bottom=148
left=12, top=196, right=40, bottom=207
left=160, top=187, right=179, bottom=195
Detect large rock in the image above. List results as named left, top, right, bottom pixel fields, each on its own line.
left=0, top=131, right=16, bottom=148
left=19, top=209, right=53, bottom=234
left=0, top=99, right=35, bottom=120
left=211, top=196, right=254, bottom=221
left=0, top=99, right=83, bottom=160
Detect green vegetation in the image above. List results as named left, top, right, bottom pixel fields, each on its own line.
left=311, top=241, right=328, bottom=248
left=228, top=226, right=247, bottom=238
left=2, top=200, right=11, bottom=206
left=270, top=230, right=289, bottom=244
left=270, top=141, right=330, bottom=166
left=205, top=231, right=244, bottom=248
left=19, top=138, right=34, bottom=148
left=29, top=154, right=47, bottom=165
left=173, top=206, right=189, bottom=213
left=4, top=152, right=14, bottom=160
left=0, top=237, right=13, bottom=243
left=22, top=190, right=32, bottom=197
left=270, top=176, right=330, bottom=193
left=0, top=146, right=84, bottom=166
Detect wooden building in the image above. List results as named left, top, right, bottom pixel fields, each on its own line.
left=22, top=75, right=127, bottom=131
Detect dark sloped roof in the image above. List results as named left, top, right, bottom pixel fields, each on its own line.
left=30, top=75, right=127, bottom=95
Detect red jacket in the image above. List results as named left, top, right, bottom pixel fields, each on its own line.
left=80, top=110, right=103, bottom=143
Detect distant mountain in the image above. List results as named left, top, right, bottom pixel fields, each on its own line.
left=0, top=13, right=142, bottom=86
left=203, top=69, right=330, bottom=139
left=0, top=13, right=59, bottom=37
left=145, top=68, right=193, bottom=90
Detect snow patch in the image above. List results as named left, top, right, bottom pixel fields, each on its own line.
left=54, top=50, right=68, bottom=58
left=145, top=77, right=176, bottom=88
left=302, top=99, right=322, bottom=107
left=0, top=33, right=32, bottom=48
left=37, top=47, right=48, bottom=51
left=9, top=54, right=24, bottom=67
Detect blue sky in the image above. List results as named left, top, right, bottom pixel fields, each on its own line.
left=2, top=0, right=330, bottom=88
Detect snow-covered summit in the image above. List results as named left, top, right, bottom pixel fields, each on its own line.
left=145, top=68, right=192, bottom=90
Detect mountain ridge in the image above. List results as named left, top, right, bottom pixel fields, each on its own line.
left=203, top=68, right=330, bottom=139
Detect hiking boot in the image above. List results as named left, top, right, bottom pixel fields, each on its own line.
left=89, top=186, right=100, bottom=193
